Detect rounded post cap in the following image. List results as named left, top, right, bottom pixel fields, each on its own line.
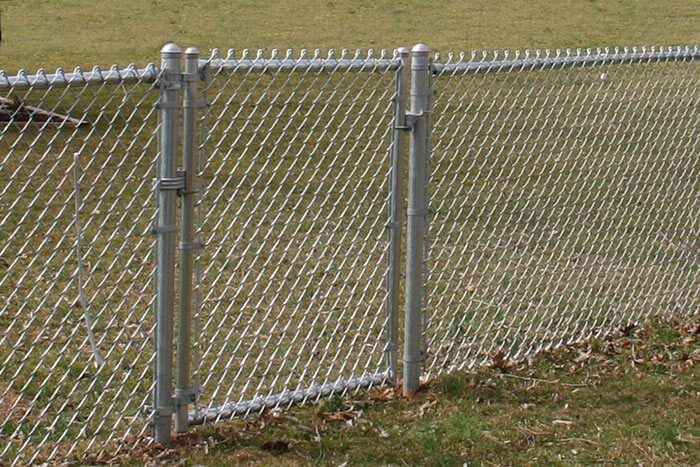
left=184, top=47, right=200, bottom=57
left=161, top=43, right=182, bottom=56
left=396, top=46, right=410, bottom=55
left=411, top=44, right=430, bottom=54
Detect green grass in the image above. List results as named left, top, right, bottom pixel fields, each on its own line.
left=95, top=315, right=699, bottom=465
left=1, top=0, right=699, bottom=74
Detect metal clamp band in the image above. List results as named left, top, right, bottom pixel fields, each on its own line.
left=183, top=100, right=208, bottom=109
left=151, top=225, right=177, bottom=234
left=385, top=221, right=401, bottom=230
left=407, top=208, right=431, bottom=216
left=403, top=353, right=429, bottom=364
left=411, top=88, right=434, bottom=97
left=155, top=101, right=179, bottom=110
left=180, top=241, right=205, bottom=250
left=181, top=72, right=201, bottom=82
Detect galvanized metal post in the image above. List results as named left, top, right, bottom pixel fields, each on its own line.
left=385, top=47, right=409, bottom=383
left=403, top=44, right=431, bottom=396
left=175, top=47, right=200, bottom=433
left=153, top=43, right=182, bottom=444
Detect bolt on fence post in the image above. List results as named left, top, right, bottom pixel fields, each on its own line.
left=403, top=44, right=431, bottom=396
left=175, top=47, right=201, bottom=433
left=385, top=47, right=409, bottom=383
left=153, top=43, right=182, bottom=444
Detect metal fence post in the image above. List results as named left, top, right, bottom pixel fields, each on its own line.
left=153, top=43, right=182, bottom=444
left=403, top=44, right=431, bottom=396
left=385, top=47, right=409, bottom=383
left=175, top=47, right=201, bottom=433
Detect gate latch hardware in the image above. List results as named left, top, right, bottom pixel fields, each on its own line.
left=157, top=168, right=186, bottom=195
left=395, top=111, right=423, bottom=131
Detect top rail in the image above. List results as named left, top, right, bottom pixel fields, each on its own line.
left=433, top=46, right=700, bottom=75
left=3, top=45, right=697, bottom=90
left=200, top=48, right=402, bottom=74
left=0, top=64, right=160, bottom=91
left=201, top=58, right=402, bottom=74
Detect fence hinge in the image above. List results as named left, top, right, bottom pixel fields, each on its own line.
left=151, top=224, right=177, bottom=235
left=395, top=111, right=424, bottom=131
left=155, top=100, right=179, bottom=110
left=183, top=100, right=209, bottom=109
left=403, top=351, right=429, bottom=364
left=145, top=404, right=175, bottom=428
left=180, top=240, right=206, bottom=250
left=174, top=385, right=202, bottom=408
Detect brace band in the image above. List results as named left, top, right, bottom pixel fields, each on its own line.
left=407, top=208, right=431, bottom=216
left=152, top=225, right=177, bottom=234
left=180, top=241, right=205, bottom=250
left=183, top=100, right=208, bottom=109
left=156, top=101, right=179, bottom=110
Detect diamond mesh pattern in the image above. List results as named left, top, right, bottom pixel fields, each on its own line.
left=425, top=48, right=700, bottom=375
left=0, top=66, right=159, bottom=463
left=192, top=49, right=400, bottom=421
left=2, top=44, right=698, bottom=463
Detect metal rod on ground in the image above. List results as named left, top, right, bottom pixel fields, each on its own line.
left=385, top=47, right=409, bottom=383
left=403, top=44, right=431, bottom=396
left=175, top=47, right=200, bottom=433
left=154, top=43, right=182, bottom=444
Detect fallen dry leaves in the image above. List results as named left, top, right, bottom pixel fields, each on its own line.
left=59, top=313, right=698, bottom=465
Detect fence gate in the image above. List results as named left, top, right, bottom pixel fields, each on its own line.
left=150, top=45, right=411, bottom=440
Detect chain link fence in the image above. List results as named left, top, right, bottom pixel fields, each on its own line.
left=0, top=66, right=160, bottom=463
left=0, top=44, right=698, bottom=463
left=424, top=47, right=700, bottom=376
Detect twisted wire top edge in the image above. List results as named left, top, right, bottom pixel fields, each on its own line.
left=433, top=46, right=700, bottom=75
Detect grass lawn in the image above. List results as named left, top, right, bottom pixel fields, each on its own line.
left=100, top=315, right=700, bottom=465
left=0, top=1, right=699, bottom=73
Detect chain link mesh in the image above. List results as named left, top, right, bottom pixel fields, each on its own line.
left=425, top=47, right=700, bottom=375
left=2, top=44, right=699, bottom=463
left=0, top=66, right=160, bottom=463
left=191, top=49, right=400, bottom=423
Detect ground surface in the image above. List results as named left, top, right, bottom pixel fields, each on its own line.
left=99, top=315, right=699, bottom=465
left=0, top=1, right=699, bottom=73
